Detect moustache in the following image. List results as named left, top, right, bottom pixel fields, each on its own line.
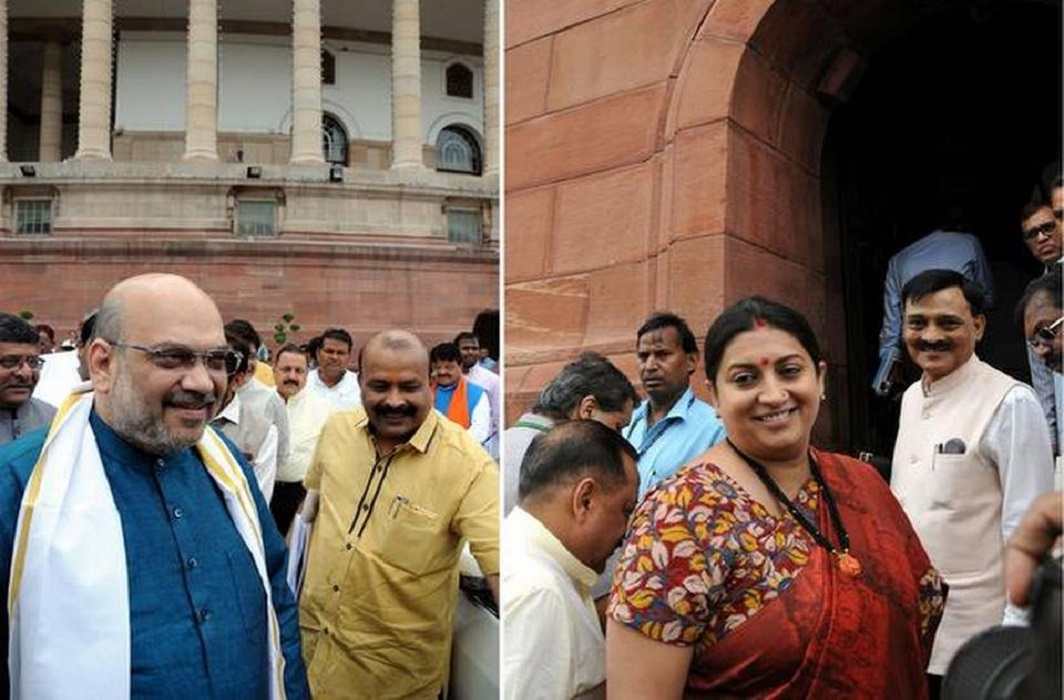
left=0, top=383, right=34, bottom=391
left=374, top=403, right=418, bottom=418
left=283, top=380, right=300, bottom=387
left=916, top=340, right=953, bottom=353
left=164, top=390, right=217, bottom=410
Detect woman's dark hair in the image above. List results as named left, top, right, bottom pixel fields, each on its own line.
left=703, top=296, right=822, bottom=385
left=1015, top=264, right=1063, bottom=331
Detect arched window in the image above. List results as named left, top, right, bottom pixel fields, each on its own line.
left=322, top=114, right=348, bottom=165
left=445, top=63, right=474, bottom=99
left=436, top=126, right=481, bottom=175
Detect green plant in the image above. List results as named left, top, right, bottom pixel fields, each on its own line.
left=273, top=312, right=301, bottom=345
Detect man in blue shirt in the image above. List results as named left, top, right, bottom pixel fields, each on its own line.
left=623, top=312, right=726, bottom=498
left=0, top=274, right=309, bottom=698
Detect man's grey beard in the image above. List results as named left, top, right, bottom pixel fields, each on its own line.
left=108, top=363, right=208, bottom=456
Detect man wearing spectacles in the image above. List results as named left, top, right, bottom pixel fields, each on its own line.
left=0, top=313, right=56, bottom=445
left=1020, top=198, right=1064, bottom=457
left=210, top=331, right=280, bottom=502
left=0, top=274, right=309, bottom=698
left=1018, top=265, right=1063, bottom=480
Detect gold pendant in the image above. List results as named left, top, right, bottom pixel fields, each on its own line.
left=836, top=551, right=862, bottom=577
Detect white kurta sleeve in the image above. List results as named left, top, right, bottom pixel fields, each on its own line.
left=469, top=393, right=491, bottom=446
left=502, top=587, right=577, bottom=700
left=253, top=424, right=279, bottom=503
left=979, top=384, right=1055, bottom=624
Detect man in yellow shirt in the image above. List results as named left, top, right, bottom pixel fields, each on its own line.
left=299, top=329, right=499, bottom=699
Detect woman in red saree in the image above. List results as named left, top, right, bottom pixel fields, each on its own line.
left=606, top=297, right=946, bottom=698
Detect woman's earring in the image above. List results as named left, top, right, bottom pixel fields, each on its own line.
left=820, top=392, right=827, bottom=401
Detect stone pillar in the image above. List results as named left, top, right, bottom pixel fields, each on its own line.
left=390, top=0, right=422, bottom=170
left=39, top=42, right=63, bottom=162
left=184, top=0, right=219, bottom=161
left=0, top=0, right=8, bottom=163
left=482, top=0, right=498, bottom=181
left=290, top=0, right=324, bottom=164
left=74, top=0, right=113, bottom=160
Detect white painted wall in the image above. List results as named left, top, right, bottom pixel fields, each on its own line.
left=115, top=32, right=484, bottom=145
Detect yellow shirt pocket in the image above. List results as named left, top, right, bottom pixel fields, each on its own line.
left=371, top=495, right=443, bottom=576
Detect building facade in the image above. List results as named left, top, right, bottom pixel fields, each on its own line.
left=1, top=0, right=498, bottom=348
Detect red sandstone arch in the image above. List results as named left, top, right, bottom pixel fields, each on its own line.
left=504, top=0, right=972, bottom=441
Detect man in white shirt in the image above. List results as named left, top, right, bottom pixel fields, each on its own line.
left=889, top=269, right=1054, bottom=690
left=306, top=327, right=361, bottom=411
left=456, top=332, right=500, bottom=459
left=225, top=320, right=290, bottom=470
left=270, top=343, right=335, bottom=534
left=211, top=332, right=278, bottom=501
left=503, top=420, right=639, bottom=700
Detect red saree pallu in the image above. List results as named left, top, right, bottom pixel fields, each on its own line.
left=609, top=451, right=947, bottom=699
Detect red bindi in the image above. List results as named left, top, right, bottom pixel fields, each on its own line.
left=759, top=357, right=770, bottom=367
left=754, top=318, right=766, bottom=328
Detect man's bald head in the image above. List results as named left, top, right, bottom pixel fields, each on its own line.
left=360, top=329, right=429, bottom=376
left=95, top=274, right=222, bottom=344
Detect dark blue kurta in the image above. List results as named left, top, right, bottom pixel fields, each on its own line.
left=0, top=411, right=309, bottom=699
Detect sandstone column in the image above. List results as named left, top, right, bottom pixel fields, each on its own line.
left=390, top=0, right=422, bottom=170
left=39, top=42, right=64, bottom=162
left=0, top=0, right=8, bottom=163
left=74, top=0, right=113, bottom=160
left=289, top=0, right=323, bottom=164
left=184, top=0, right=218, bottom=161
left=482, top=0, right=498, bottom=181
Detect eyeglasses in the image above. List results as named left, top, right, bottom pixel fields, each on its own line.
left=0, top=355, right=45, bottom=370
left=1027, top=317, right=1064, bottom=351
left=107, top=341, right=242, bottom=374
left=1023, top=220, right=1057, bottom=241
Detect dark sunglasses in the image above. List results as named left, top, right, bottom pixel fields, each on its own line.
left=1023, top=220, right=1057, bottom=241
left=1027, top=317, right=1064, bottom=351
left=107, top=341, right=242, bottom=374
left=0, top=355, right=45, bottom=370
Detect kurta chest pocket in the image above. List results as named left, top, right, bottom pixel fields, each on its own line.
left=371, top=495, right=442, bottom=575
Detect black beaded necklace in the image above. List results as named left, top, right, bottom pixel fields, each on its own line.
left=726, top=438, right=862, bottom=577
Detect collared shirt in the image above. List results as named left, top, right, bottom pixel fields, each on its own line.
left=469, top=363, right=501, bottom=459
left=212, top=392, right=279, bottom=501
left=300, top=408, right=499, bottom=699
left=0, top=412, right=309, bottom=698
left=239, top=377, right=290, bottom=471
left=502, top=412, right=555, bottom=516
left=306, top=369, right=362, bottom=411
left=623, top=387, right=727, bottom=498
left=502, top=507, right=605, bottom=700
left=278, top=387, right=335, bottom=483
left=874, top=230, right=993, bottom=394
left=0, top=397, right=56, bottom=445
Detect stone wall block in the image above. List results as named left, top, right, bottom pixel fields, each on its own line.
left=505, top=0, right=641, bottom=49
left=671, top=36, right=744, bottom=134
left=506, top=275, right=590, bottom=351
left=702, top=0, right=773, bottom=43
left=670, top=120, right=728, bottom=241
left=547, top=0, right=710, bottom=112
left=505, top=186, right=555, bottom=282
left=584, top=260, right=648, bottom=346
left=551, top=162, right=652, bottom=275
left=777, top=82, right=829, bottom=175
left=731, top=49, right=787, bottom=147
left=505, top=36, right=552, bottom=124
left=505, top=82, right=666, bottom=192
left=665, top=234, right=725, bottom=336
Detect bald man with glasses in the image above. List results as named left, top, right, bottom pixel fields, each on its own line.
left=0, top=313, right=55, bottom=445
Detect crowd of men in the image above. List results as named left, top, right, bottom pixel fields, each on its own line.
left=0, top=274, right=500, bottom=698
left=502, top=166, right=1063, bottom=698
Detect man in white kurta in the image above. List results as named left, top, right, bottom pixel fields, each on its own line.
left=889, top=270, right=1054, bottom=680
left=502, top=421, right=639, bottom=700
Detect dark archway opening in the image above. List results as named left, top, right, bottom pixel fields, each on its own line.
left=824, top=1, right=1062, bottom=465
